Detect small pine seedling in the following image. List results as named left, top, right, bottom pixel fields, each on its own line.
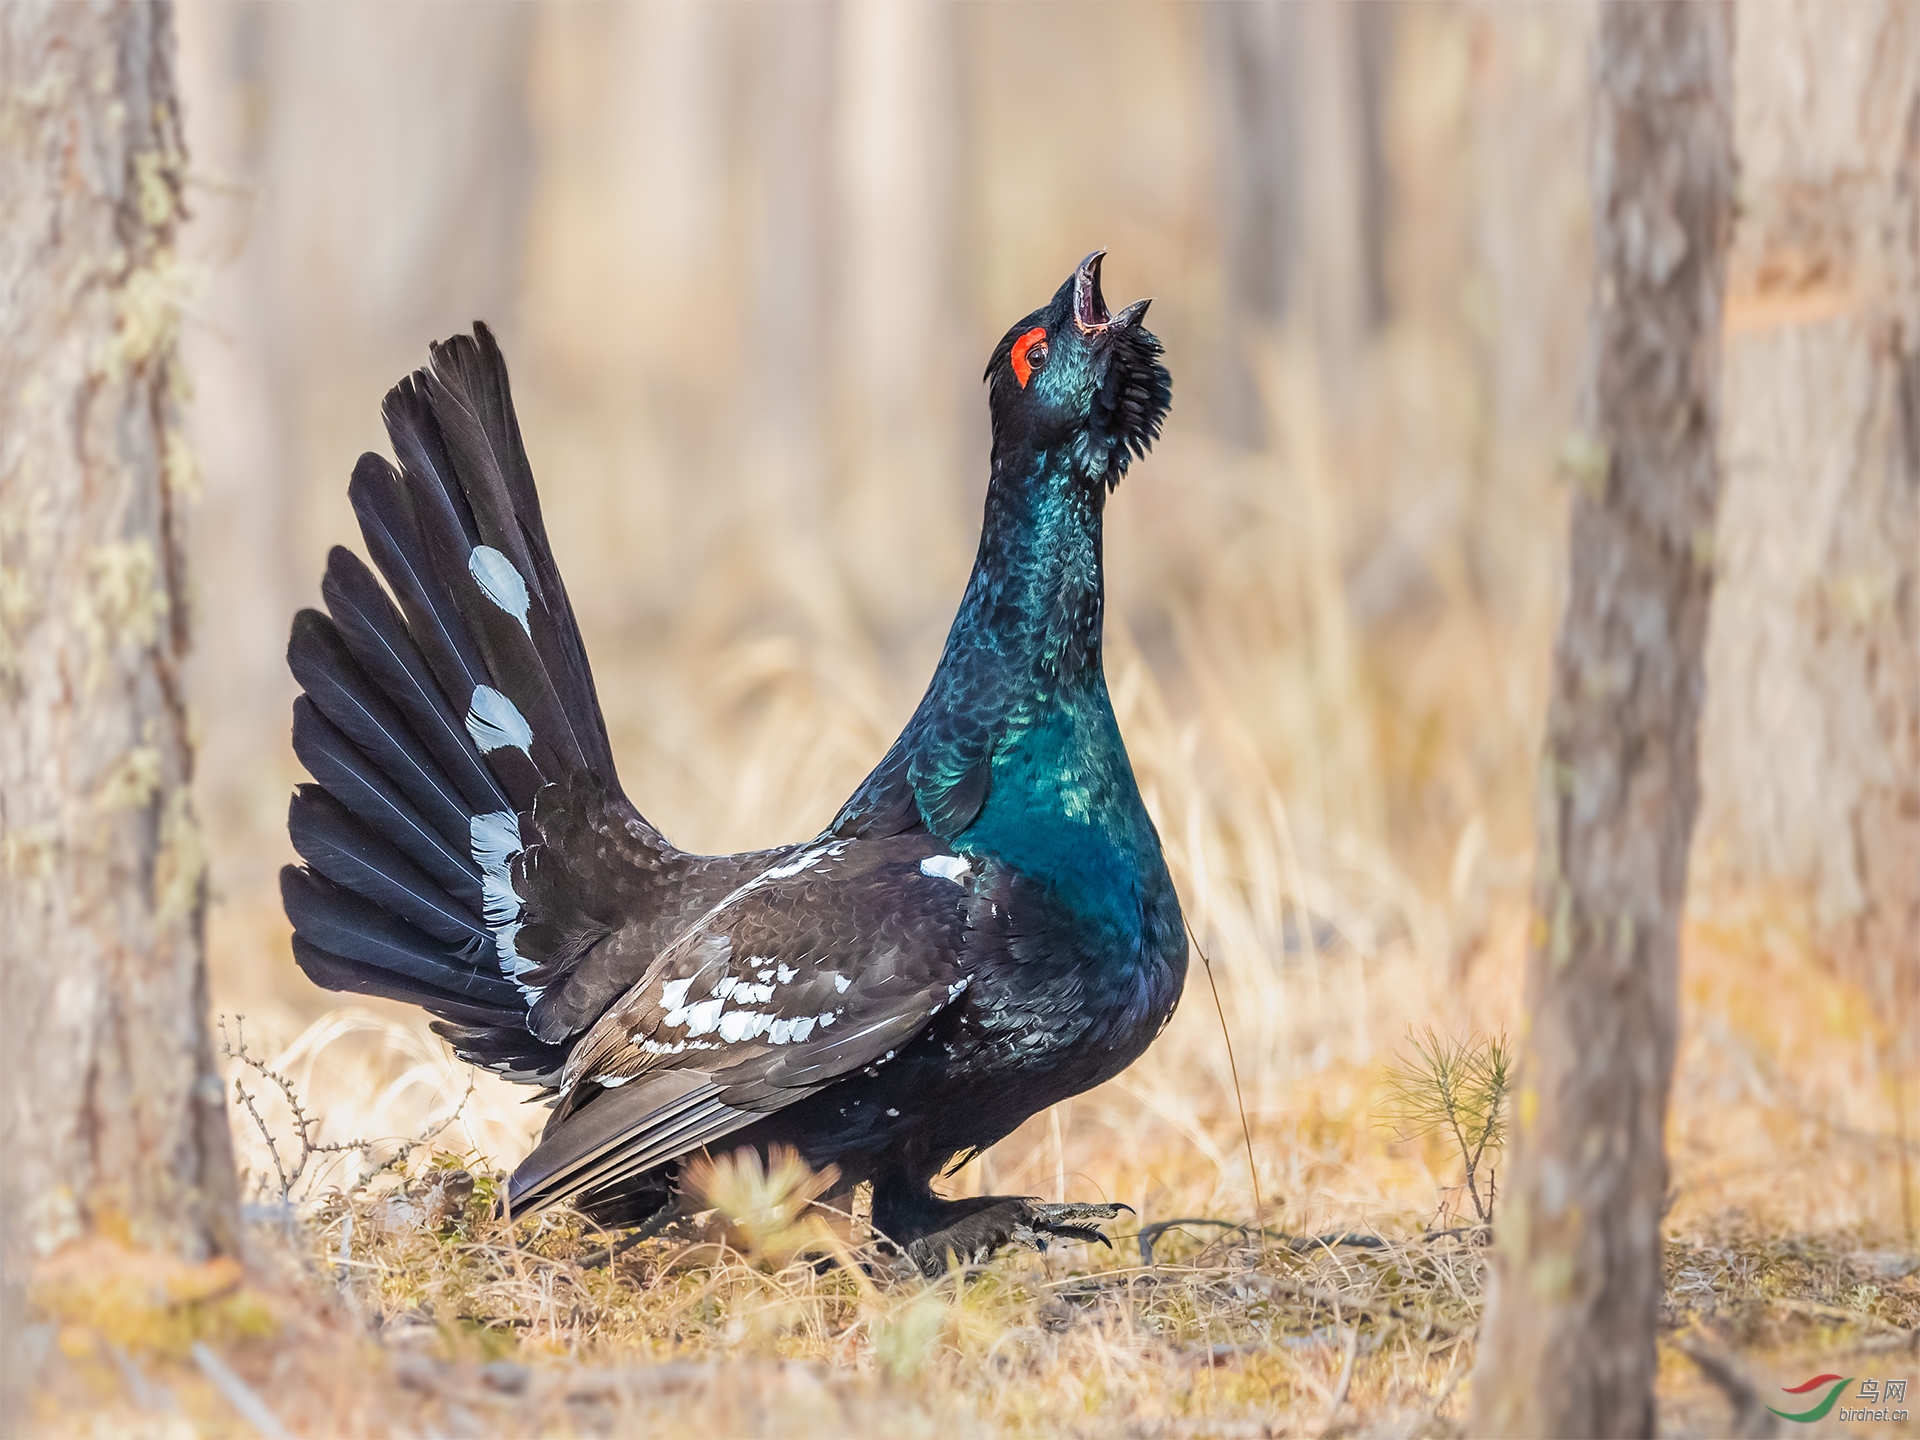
left=1379, top=1027, right=1511, bottom=1230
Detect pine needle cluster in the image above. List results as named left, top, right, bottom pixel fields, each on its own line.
left=1379, top=1027, right=1511, bottom=1228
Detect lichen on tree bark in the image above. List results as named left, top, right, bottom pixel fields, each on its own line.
left=0, top=0, right=237, bottom=1268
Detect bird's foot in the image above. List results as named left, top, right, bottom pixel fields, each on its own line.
left=904, top=1198, right=1132, bottom=1278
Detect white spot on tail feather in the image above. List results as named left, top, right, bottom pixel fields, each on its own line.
left=466, top=686, right=533, bottom=756
left=468, top=546, right=532, bottom=637
left=469, top=810, right=539, bottom=998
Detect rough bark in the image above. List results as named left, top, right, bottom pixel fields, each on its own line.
left=1470, top=4, right=1734, bottom=1437
left=1697, top=1, right=1920, bottom=1123
left=0, top=0, right=237, bottom=1274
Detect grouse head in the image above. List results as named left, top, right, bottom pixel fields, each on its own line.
left=985, top=251, right=1172, bottom=493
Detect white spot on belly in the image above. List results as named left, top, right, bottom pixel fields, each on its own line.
left=920, top=854, right=971, bottom=884
left=886, top=1108, right=900, bottom=1117
left=469, top=546, right=532, bottom=637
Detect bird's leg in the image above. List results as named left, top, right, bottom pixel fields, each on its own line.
left=875, top=1184, right=1132, bottom=1277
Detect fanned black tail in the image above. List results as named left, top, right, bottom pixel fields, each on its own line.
left=283, top=325, right=638, bottom=1083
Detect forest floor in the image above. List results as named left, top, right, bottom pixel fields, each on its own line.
left=13, top=892, right=1918, bottom=1438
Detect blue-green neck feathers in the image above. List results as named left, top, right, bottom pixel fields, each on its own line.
left=829, top=251, right=1175, bottom=935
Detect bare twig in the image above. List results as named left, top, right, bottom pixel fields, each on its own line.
left=220, top=1013, right=471, bottom=1205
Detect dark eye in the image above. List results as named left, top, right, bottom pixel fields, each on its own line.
left=1011, top=326, right=1049, bottom=387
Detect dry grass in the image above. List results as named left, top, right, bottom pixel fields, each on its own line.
left=20, top=905, right=1917, bottom=1440
left=19, top=799, right=1917, bottom=1438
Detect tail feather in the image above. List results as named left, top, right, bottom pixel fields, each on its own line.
left=320, top=543, right=507, bottom=818
left=281, top=866, right=523, bottom=1008
left=287, top=324, right=665, bottom=1094
left=287, top=609, right=475, bottom=851
left=383, top=389, right=564, bottom=797
left=389, top=365, right=600, bottom=782
left=291, top=697, right=482, bottom=908
left=419, top=329, right=614, bottom=778
left=348, top=454, right=495, bottom=735
left=288, top=784, right=489, bottom=950
left=461, top=327, right=614, bottom=784
left=291, top=937, right=523, bottom=1031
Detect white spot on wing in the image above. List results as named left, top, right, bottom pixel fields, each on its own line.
left=769, top=1015, right=821, bottom=1044
left=759, top=843, right=841, bottom=883
left=466, top=685, right=533, bottom=756
left=469, top=546, right=532, bottom=637
left=718, top=1010, right=775, bottom=1044
left=920, top=854, right=971, bottom=884
left=714, top=977, right=774, bottom=1005
left=833, top=974, right=852, bottom=993
left=665, top=996, right=725, bottom=1037
left=776, top=964, right=797, bottom=985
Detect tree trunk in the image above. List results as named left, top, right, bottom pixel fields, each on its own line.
left=0, top=0, right=236, bottom=1272
left=1697, top=2, right=1920, bottom=1224
left=1470, top=4, right=1734, bottom=1436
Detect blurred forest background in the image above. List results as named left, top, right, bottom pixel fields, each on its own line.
left=169, top=1, right=1915, bottom=1246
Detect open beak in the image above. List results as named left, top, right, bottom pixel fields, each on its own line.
left=1073, top=250, right=1149, bottom=333
left=1073, top=251, right=1110, bottom=331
